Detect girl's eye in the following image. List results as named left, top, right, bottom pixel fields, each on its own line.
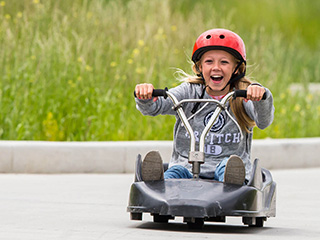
left=205, top=59, right=213, bottom=63
left=221, top=60, right=229, bottom=64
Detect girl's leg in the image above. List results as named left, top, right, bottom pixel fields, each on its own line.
left=214, top=157, right=229, bottom=182
left=214, top=155, right=245, bottom=185
left=164, top=165, right=193, bottom=179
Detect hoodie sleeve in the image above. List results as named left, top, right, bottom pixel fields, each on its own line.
left=243, top=87, right=275, bottom=129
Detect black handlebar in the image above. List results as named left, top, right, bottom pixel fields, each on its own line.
left=233, top=90, right=267, bottom=100
left=134, top=88, right=266, bottom=101
left=152, top=88, right=168, bottom=98
left=134, top=87, right=168, bottom=99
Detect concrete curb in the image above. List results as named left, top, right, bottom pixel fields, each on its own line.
left=0, top=138, right=319, bottom=173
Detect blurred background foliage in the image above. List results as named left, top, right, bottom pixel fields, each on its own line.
left=0, top=0, right=319, bottom=141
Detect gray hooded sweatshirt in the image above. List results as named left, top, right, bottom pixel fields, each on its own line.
left=135, top=82, right=274, bottom=179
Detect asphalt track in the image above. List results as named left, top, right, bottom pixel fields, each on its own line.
left=0, top=168, right=319, bottom=239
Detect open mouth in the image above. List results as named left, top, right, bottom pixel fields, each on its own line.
left=210, top=75, right=223, bottom=82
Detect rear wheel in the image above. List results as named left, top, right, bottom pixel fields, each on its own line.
left=153, top=214, right=173, bottom=223
left=187, top=218, right=204, bottom=230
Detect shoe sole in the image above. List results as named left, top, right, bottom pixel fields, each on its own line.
left=141, top=151, right=164, bottom=181
left=224, top=155, right=245, bottom=185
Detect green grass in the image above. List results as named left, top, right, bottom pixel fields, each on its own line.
left=0, top=0, right=319, bottom=141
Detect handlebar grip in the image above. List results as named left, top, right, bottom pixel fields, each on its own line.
left=152, top=88, right=168, bottom=98
left=134, top=87, right=168, bottom=99
left=233, top=90, right=267, bottom=100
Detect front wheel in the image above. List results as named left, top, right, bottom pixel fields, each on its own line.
left=243, top=217, right=266, bottom=227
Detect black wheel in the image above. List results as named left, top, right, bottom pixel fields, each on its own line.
left=130, top=212, right=142, bottom=221
left=249, top=217, right=264, bottom=227
left=243, top=217, right=266, bottom=227
left=153, top=214, right=170, bottom=223
left=187, top=218, right=204, bottom=230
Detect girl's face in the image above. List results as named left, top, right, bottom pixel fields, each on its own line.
left=199, top=50, right=238, bottom=96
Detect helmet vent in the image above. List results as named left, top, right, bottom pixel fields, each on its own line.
left=219, top=34, right=225, bottom=39
left=206, top=35, right=211, bottom=39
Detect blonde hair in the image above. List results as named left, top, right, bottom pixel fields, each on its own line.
left=175, top=61, right=255, bottom=132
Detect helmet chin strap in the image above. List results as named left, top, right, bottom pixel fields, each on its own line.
left=220, top=72, right=245, bottom=91
left=191, top=84, right=208, bottom=114
left=220, top=60, right=245, bottom=91
left=195, top=64, right=205, bottom=82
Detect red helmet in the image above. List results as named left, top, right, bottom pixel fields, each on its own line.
left=192, top=29, right=246, bottom=63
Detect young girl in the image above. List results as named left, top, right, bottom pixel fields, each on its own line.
left=134, top=28, right=274, bottom=185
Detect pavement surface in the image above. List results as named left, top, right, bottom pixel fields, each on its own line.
left=0, top=168, right=319, bottom=240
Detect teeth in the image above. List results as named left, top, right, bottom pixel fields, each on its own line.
left=211, top=76, right=222, bottom=79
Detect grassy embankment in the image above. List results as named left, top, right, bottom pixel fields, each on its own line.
left=0, top=0, right=319, bottom=141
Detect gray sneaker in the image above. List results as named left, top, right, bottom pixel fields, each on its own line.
left=224, top=155, right=245, bottom=185
left=141, top=151, right=164, bottom=181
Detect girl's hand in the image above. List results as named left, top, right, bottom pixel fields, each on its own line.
left=245, top=84, right=266, bottom=102
left=135, top=83, right=158, bottom=102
